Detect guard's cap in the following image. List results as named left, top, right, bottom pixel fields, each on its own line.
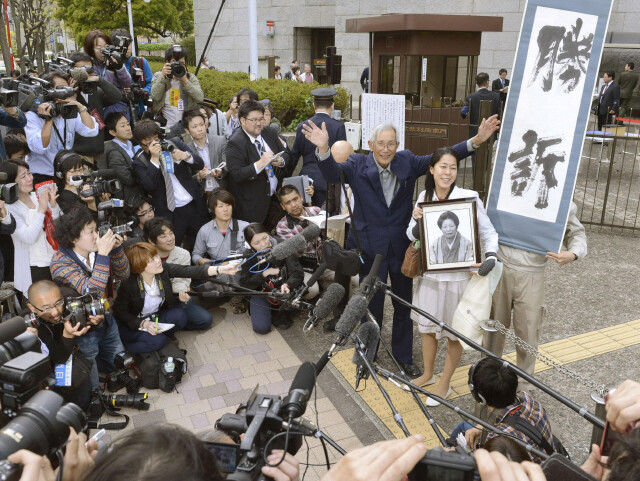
left=311, top=88, right=337, bottom=100
left=199, top=97, right=219, bottom=108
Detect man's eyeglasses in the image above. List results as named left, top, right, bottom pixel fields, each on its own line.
left=29, top=299, right=64, bottom=314
left=244, top=117, right=264, bottom=124
left=374, top=142, right=398, bottom=149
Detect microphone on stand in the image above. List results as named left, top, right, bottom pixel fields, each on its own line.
left=288, top=263, right=327, bottom=308
left=352, top=321, right=380, bottom=390
left=282, top=362, right=316, bottom=421
left=253, top=235, right=307, bottom=267
left=303, top=283, right=345, bottom=332
left=328, top=295, right=369, bottom=356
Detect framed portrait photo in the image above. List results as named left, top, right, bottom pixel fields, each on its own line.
left=419, top=198, right=481, bottom=273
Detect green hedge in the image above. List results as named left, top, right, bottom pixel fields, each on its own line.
left=147, top=61, right=349, bottom=131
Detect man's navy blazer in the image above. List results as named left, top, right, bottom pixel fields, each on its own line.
left=316, top=141, right=471, bottom=266
left=132, top=137, right=206, bottom=219
left=291, top=113, right=346, bottom=192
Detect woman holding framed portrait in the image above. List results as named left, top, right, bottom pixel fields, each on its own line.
left=406, top=147, right=499, bottom=406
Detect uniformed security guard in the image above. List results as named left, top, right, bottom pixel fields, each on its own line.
left=290, top=88, right=346, bottom=207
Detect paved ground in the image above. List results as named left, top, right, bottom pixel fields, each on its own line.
left=103, top=225, right=640, bottom=475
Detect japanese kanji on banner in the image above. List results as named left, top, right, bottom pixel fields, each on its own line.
left=486, top=0, right=613, bottom=255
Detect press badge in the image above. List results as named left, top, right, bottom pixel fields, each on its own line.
left=54, top=356, right=73, bottom=387
left=177, top=99, right=184, bottom=111
left=163, top=151, right=174, bottom=173
left=169, top=89, right=180, bottom=107
left=205, top=175, right=215, bottom=192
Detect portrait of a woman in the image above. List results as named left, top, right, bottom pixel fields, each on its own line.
left=429, top=210, right=473, bottom=265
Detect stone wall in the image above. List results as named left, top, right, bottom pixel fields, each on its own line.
left=194, top=1, right=639, bottom=102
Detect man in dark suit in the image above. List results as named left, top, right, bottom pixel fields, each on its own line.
left=302, top=115, right=500, bottom=376
left=291, top=88, right=347, bottom=207
left=491, top=68, right=509, bottom=106
left=596, top=71, right=620, bottom=132
left=618, top=62, right=639, bottom=119
left=225, top=100, right=289, bottom=228
left=132, top=119, right=207, bottom=250
left=462, top=72, right=502, bottom=138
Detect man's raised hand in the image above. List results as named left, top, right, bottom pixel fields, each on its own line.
left=302, top=120, right=330, bottom=154
left=474, top=114, right=501, bottom=145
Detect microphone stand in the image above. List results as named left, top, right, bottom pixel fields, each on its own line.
left=365, top=310, right=447, bottom=447
left=353, top=332, right=411, bottom=437
left=374, top=366, right=549, bottom=461
left=285, top=418, right=346, bottom=456
left=376, top=281, right=605, bottom=430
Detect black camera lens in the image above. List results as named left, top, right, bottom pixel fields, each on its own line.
left=171, top=61, right=186, bottom=79
left=0, top=391, right=87, bottom=459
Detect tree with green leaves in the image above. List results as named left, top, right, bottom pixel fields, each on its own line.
left=55, top=0, right=194, bottom=44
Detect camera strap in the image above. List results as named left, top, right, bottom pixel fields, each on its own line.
left=51, top=120, right=67, bottom=150
left=137, top=274, right=167, bottom=306
left=94, top=394, right=130, bottom=430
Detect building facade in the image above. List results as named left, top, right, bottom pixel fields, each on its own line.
left=194, top=1, right=640, bottom=103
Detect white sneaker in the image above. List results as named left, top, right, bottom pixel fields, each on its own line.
left=425, top=386, right=452, bottom=407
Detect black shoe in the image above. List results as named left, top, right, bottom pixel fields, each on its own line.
left=400, top=363, right=422, bottom=377
left=323, top=317, right=338, bottom=332
left=275, top=318, right=292, bottom=330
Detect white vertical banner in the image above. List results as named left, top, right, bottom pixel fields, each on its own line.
left=361, top=93, right=405, bottom=151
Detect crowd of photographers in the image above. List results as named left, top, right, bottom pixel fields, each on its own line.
left=0, top=28, right=636, bottom=481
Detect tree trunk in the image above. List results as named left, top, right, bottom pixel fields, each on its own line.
left=0, top=5, right=13, bottom=71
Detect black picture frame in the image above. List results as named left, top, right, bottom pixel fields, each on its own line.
left=418, top=198, right=481, bottom=273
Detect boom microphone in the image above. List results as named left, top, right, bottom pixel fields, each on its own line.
left=300, top=223, right=321, bottom=242
left=69, top=67, right=89, bottom=84
left=303, top=283, right=345, bottom=332
left=282, top=362, right=316, bottom=420
left=352, top=321, right=380, bottom=390
left=315, top=351, right=330, bottom=377
left=254, top=235, right=307, bottom=267
left=0, top=317, right=27, bottom=344
left=328, top=294, right=369, bottom=356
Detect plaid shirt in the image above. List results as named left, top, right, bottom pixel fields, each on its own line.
left=487, top=391, right=554, bottom=463
left=276, top=206, right=322, bottom=260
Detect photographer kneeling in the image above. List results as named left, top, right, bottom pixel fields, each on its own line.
left=112, top=242, right=237, bottom=353
left=50, top=207, right=129, bottom=389
left=26, top=280, right=92, bottom=409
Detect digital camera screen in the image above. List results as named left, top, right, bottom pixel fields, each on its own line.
left=204, top=441, right=239, bottom=474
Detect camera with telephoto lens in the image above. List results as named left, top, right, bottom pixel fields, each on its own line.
left=87, top=390, right=149, bottom=429
left=100, top=35, right=131, bottom=71
left=0, top=390, right=86, bottom=463
left=167, top=45, right=187, bottom=79
left=106, top=351, right=141, bottom=394
left=127, top=67, right=149, bottom=102
left=0, top=331, right=42, bottom=417
left=214, top=386, right=303, bottom=481
left=65, top=288, right=108, bottom=329
left=0, top=172, right=18, bottom=205
left=94, top=198, right=133, bottom=237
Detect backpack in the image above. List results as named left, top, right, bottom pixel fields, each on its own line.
left=502, top=414, right=570, bottom=459
left=134, top=339, right=187, bottom=390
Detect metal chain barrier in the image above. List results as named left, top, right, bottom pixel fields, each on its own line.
left=485, top=318, right=608, bottom=398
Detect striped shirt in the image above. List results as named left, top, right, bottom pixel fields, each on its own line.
left=487, top=391, right=555, bottom=463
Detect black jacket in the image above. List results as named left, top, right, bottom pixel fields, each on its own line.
left=113, top=262, right=210, bottom=331
left=240, top=238, right=304, bottom=291
left=0, top=214, right=15, bottom=284
left=462, top=88, right=502, bottom=137
left=225, top=127, right=289, bottom=224
left=597, top=81, right=620, bottom=115
left=36, top=320, right=76, bottom=367
left=103, top=140, right=144, bottom=202
left=72, top=78, right=123, bottom=157
left=132, top=138, right=206, bottom=219
left=491, top=77, right=510, bottom=104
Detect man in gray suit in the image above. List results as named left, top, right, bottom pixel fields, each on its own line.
left=182, top=107, right=227, bottom=195
left=618, top=62, right=639, bottom=119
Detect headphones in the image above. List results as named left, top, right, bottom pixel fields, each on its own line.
left=467, top=358, right=488, bottom=405
left=53, top=151, right=81, bottom=180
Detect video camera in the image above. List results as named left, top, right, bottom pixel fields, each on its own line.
left=0, top=172, right=19, bottom=205
left=65, top=288, right=109, bottom=329
left=44, top=56, right=74, bottom=76
left=214, top=387, right=303, bottom=481
left=101, top=35, right=130, bottom=71
left=75, top=170, right=122, bottom=200
left=15, top=76, right=76, bottom=120
left=0, top=78, right=19, bottom=108
left=167, top=45, right=187, bottom=79
left=96, top=199, right=133, bottom=237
